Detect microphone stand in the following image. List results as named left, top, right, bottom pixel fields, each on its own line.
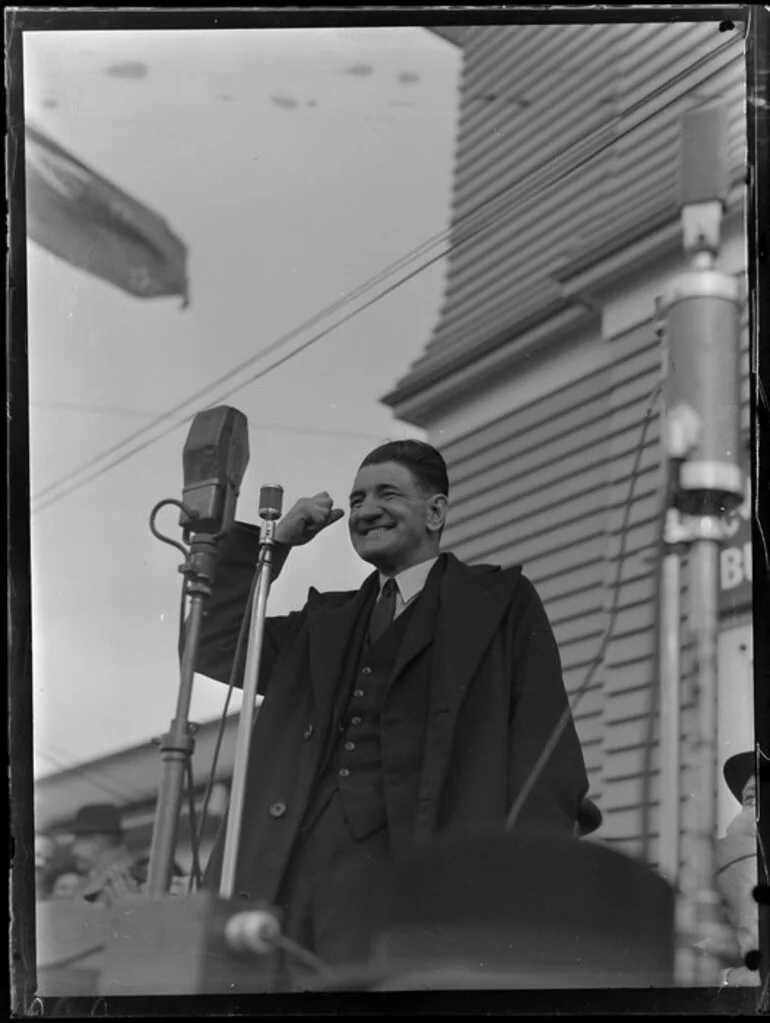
left=220, top=486, right=283, bottom=900
left=146, top=529, right=220, bottom=898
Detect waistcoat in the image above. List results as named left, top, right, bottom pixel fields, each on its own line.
left=308, top=597, right=421, bottom=840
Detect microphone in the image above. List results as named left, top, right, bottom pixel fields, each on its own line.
left=180, top=406, right=250, bottom=534
left=258, top=484, right=284, bottom=522
left=678, top=103, right=729, bottom=258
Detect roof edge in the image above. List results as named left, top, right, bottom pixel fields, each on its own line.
left=383, top=196, right=744, bottom=419
left=424, top=26, right=471, bottom=48
left=383, top=303, right=597, bottom=428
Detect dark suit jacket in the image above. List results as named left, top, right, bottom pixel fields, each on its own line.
left=196, top=524, right=589, bottom=904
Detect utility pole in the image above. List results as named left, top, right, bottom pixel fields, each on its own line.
left=657, top=102, right=744, bottom=986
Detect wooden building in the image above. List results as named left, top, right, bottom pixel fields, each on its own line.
left=384, top=22, right=752, bottom=860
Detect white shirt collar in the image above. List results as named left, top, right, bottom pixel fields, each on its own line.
left=379, top=556, right=439, bottom=607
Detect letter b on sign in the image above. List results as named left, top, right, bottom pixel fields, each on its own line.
left=720, top=543, right=752, bottom=592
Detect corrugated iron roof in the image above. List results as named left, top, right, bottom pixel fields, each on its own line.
left=385, top=22, right=745, bottom=411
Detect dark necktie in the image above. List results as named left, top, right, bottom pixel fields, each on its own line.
left=368, top=577, right=398, bottom=646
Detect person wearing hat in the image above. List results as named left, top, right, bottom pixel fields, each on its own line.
left=67, top=804, right=139, bottom=906
left=714, top=751, right=759, bottom=988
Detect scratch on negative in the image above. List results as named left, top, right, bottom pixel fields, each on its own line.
left=754, top=503, right=770, bottom=572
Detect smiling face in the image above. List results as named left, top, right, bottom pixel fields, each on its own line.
left=348, top=461, right=447, bottom=575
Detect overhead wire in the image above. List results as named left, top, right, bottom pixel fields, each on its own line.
left=31, top=400, right=389, bottom=441
left=30, top=32, right=738, bottom=517
left=29, top=100, right=616, bottom=507
left=506, top=380, right=663, bottom=832
left=30, top=245, right=452, bottom=515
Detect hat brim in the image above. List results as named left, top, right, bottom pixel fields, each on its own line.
left=724, top=752, right=754, bottom=804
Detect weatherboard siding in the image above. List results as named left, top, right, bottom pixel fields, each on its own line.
left=435, top=299, right=748, bottom=861
left=388, top=21, right=744, bottom=405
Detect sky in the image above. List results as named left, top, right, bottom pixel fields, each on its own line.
left=23, top=26, right=462, bottom=780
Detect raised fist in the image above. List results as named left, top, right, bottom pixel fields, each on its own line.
left=274, top=492, right=345, bottom=547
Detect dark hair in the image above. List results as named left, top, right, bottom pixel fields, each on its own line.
left=359, top=440, right=449, bottom=497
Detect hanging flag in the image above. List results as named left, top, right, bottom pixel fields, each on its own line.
left=24, top=123, right=189, bottom=308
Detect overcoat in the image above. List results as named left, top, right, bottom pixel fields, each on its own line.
left=196, top=524, right=589, bottom=904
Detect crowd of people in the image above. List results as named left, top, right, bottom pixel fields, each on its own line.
left=35, top=803, right=188, bottom=907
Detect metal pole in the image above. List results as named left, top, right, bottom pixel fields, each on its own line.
left=658, top=514, right=698, bottom=987
left=146, top=591, right=206, bottom=898
left=687, top=529, right=722, bottom=986
left=220, top=521, right=277, bottom=900
left=658, top=529, right=682, bottom=887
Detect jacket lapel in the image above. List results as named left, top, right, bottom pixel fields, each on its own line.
left=306, top=571, right=379, bottom=731
left=434, top=554, right=521, bottom=716
left=388, top=557, right=446, bottom=688
left=415, top=554, right=522, bottom=838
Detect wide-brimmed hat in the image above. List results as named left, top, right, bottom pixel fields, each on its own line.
left=724, top=751, right=754, bottom=804
left=69, top=804, right=124, bottom=836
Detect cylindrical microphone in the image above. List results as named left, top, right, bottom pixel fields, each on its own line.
left=678, top=103, right=729, bottom=258
left=679, top=104, right=729, bottom=209
left=224, top=910, right=281, bottom=956
left=259, top=484, right=284, bottom=522
left=660, top=271, right=743, bottom=516
left=180, top=407, right=250, bottom=533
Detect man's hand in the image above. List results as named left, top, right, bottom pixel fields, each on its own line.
left=100, top=864, right=143, bottom=905
left=274, top=492, right=345, bottom=547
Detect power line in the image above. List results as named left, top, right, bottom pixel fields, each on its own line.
left=31, top=400, right=392, bottom=441
left=32, top=246, right=453, bottom=514
left=31, top=36, right=735, bottom=512
left=30, top=226, right=467, bottom=507
left=31, top=34, right=739, bottom=516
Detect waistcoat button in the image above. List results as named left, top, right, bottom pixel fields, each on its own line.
left=353, top=689, right=364, bottom=698
left=344, top=741, right=355, bottom=751
left=339, top=768, right=350, bottom=778
left=351, top=716, right=362, bottom=726
left=303, top=725, right=314, bottom=740
left=269, top=801, right=287, bottom=818
left=361, top=666, right=372, bottom=676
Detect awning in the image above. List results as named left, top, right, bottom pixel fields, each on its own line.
left=25, top=123, right=189, bottom=308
